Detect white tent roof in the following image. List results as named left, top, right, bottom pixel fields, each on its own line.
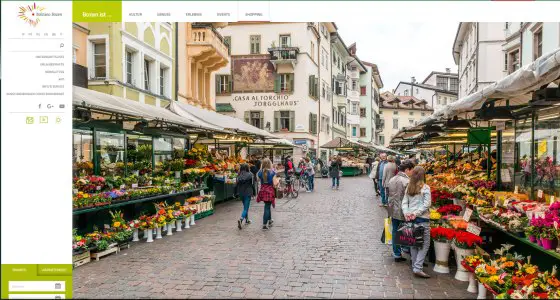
left=419, top=47, right=560, bottom=125
left=168, top=101, right=278, bottom=139
left=73, top=86, right=220, bottom=130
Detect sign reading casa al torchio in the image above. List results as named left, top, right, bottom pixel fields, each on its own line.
left=233, top=94, right=300, bottom=107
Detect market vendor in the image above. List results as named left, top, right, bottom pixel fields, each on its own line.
left=480, top=150, right=497, bottom=170
left=210, top=148, right=224, bottom=160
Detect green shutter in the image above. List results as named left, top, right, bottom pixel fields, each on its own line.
left=274, top=74, right=281, bottom=93
left=312, top=114, right=318, bottom=134
left=308, top=113, right=312, bottom=133
left=228, top=76, right=233, bottom=93
left=289, top=111, right=295, bottom=132
left=289, top=74, right=294, bottom=93
left=308, top=75, right=314, bottom=97
left=274, top=111, right=280, bottom=132
left=244, top=111, right=250, bottom=124
left=259, top=111, right=264, bottom=129
left=314, top=77, right=319, bottom=99
left=215, top=75, right=221, bottom=94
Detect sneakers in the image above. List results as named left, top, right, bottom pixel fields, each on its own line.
left=269, top=219, right=274, bottom=226
left=237, top=219, right=242, bottom=230
left=413, top=271, right=431, bottom=278
left=394, top=257, right=407, bottom=263
left=245, top=219, right=252, bottom=224
left=262, top=224, right=269, bottom=230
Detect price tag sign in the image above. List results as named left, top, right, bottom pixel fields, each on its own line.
left=120, top=184, right=125, bottom=189
left=538, top=189, right=543, bottom=198
left=132, top=183, right=138, bottom=188
left=200, top=190, right=205, bottom=196
left=467, top=223, right=482, bottom=236
left=73, top=189, right=79, bottom=194
left=463, top=208, right=473, bottom=222
left=104, top=224, right=110, bottom=229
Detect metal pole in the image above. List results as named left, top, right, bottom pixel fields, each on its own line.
left=497, top=129, right=503, bottom=190
left=93, top=127, right=99, bottom=175
left=530, top=111, right=536, bottom=199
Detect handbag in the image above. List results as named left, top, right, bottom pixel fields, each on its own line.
left=394, top=222, right=425, bottom=247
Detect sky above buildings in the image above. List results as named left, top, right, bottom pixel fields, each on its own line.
left=336, top=22, right=459, bottom=93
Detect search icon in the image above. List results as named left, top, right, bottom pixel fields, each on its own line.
left=60, top=43, right=64, bottom=48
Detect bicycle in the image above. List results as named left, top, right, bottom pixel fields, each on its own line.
left=281, top=176, right=299, bottom=198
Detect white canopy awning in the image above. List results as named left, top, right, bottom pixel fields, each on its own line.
left=73, top=86, right=220, bottom=131
left=419, top=47, right=560, bottom=126
left=168, top=101, right=278, bottom=139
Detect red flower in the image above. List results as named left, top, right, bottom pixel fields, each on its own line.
left=454, top=231, right=483, bottom=248
left=430, top=226, right=456, bottom=241
left=437, top=204, right=462, bottom=215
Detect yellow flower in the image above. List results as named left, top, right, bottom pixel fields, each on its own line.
left=489, top=275, right=500, bottom=282
left=113, top=221, right=121, bottom=228
left=526, top=266, right=537, bottom=274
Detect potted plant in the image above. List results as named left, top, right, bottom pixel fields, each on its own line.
left=540, top=227, right=557, bottom=250
left=169, top=159, right=185, bottom=180
left=453, top=231, right=483, bottom=281
left=430, top=226, right=456, bottom=274
left=526, top=225, right=538, bottom=243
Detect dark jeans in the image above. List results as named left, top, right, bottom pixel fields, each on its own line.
left=373, top=179, right=380, bottom=195
left=391, top=218, right=403, bottom=258
left=240, top=195, right=250, bottom=220
left=378, top=179, right=387, bottom=204
left=308, top=175, right=315, bottom=191
left=332, top=177, right=340, bottom=187
left=263, top=202, right=272, bottom=225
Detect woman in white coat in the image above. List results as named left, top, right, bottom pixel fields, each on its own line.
left=369, top=157, right=380, bottom=196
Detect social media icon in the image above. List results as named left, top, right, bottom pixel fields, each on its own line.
left=56, top=116, right=62, bottom=124
left=40, top=116, right=48, bottom=124
left=26, top=117, right=34, bottom=124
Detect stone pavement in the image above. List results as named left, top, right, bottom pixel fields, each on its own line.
left=73, top=176, right=471, bottom=299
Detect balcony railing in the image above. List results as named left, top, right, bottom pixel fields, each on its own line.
left=189, top=23, right=229, bottom=59
left=268, top=47, right=299, bottom=69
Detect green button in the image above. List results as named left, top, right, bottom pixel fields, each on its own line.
left=37, top=264, right=72, bottom=276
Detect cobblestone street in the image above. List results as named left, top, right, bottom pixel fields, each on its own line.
left=74, top=176, right=470, bottom=299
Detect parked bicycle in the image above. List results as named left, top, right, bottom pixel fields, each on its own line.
left=280, top=175, right=299, bottom=198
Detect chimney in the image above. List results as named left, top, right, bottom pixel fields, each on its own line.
left=446, top=68, right=450, bottom=73
left=411, top=76, right=416, bottom=84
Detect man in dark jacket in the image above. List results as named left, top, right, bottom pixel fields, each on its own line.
left=236, top=163, right=254, bottom=229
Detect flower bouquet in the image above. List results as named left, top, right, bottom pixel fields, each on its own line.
left=437, top=204, right=463, bottom=215
left=454, top=231, right=483, bottom=281
left=431, top=226, right=456, bottom=273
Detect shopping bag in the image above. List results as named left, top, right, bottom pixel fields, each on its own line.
left=383, top=217, right=392, bottom=245
left=394, top=222, right=425, bottom=247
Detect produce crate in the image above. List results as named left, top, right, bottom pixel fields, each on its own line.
left=90, top=244, right=118, bottom=261
left=73, top=250, right=91, bottom=268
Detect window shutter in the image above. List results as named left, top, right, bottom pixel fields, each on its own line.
left=289, top=74, right=294, bottom=93
left=215, top=75, right=220, bottom=94
left=228, top=76, right=233, bottom=93
left=308, top=113, right=312, bottom=133
left=314, top=77, right=319, bottom=99
left=274, top=111, right=280, bottom=132
left=244, top=111, right=250, bottom=124
left=313, top=114, right=318, bottom=134
left=259, top=111, right=264, bottom=129
left=308, top=75, right=314, bottom=97
left=289, top=111, right=295, bottom=132
left=274, top=74, right=281, bottom=93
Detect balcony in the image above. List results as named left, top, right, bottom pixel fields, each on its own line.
left=187, top=23, right=229, bottom=71
left=349, top=70, right=360, bottom=79
left=376, top=119, right=385, bottom=132
left=268, top=47, right=299, bottom=70
left=334, top=94, right=346, bottom=107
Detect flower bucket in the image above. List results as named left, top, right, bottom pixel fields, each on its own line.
left=477, top=282, right=487, bottom=299
left=143, top=229, right=148, bottom=239
left=155, top=226, right=163, bottom=239
left=537, top=238, right=543, bottom=247
left=541, top=238, right=558, bottom=250
left=467, top=273, right=478, bottom=293
left=175, top=171, right=181, bottom=179
left=132, top=228, right=139, bottom=242
left=190, top=214, right=196, bottom=226
left=166, top=223, right=173, bottom=236
left=145, top=229, right=154, bottom=243
left=175, top=219, right=182, bottom=232
left=529, top=235, right=537, bottom=243
left=184, top=217, right=190, bottom=229
left=454, top=247, right=474, bottom=281
left=433, top=241, right=451, bottom=274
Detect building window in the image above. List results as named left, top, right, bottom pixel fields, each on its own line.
left=250, top=35, right=261, bottom=54
left=223, top=36, right=231, bottom=55
left=409, top=119, right=414, bottom=125
left=92, top=41, right=106, bottom=78
left=352, top=126, right=357, bottom=137
left=351, top=102, right=359, bottom=115
left=379, top=135, right=385, bottom=145
left=309, top=113, right=318, bottom=134
left=309, top=75, right=318, bottom=98
left=275, top=73, right=294, bottom=93
left=533, top=27, right=543, bottom=60
left=409, top=112, right=414, bottom=116
left=250, top=111, right=264, bottom=129
left=310, top=41, right=315, bottom=62
left=352, top=80, right=358, bottom=91
left=436, top=76, right=447, bottom=90
left=322, top=82, right=326, bottom=98
left=335, top=81, right=343, bottom=95
left=274, top=111, right=294, bottom=132
left=393, top=111, right=398, bottom=115
left=144, top=59, right=151, bottom=91
left=508, top=49, right=520, bottom=74
left=159, top=67, right=167, bottom=96
left=450, top=78, right=458, bottom=92
left=360, top=86, right=366, bottom=96
left=443, top=97, right=447, bottom=105
left=279, top=34, right=291, bottom=47
left=393, top=118, right=398, bottom=129
left=421, top=112, right=426, bottom=116
left=321, top=115, right=329, bottom=133
left=72, top=48, right=77, bottom=64
left=360, top=108, right=366, bottom=118
left=216, top=74, right=232, bottom=95
left=404, top=90, right=408, bottom=96
left=126, top=50, right=133, bottom=84
left=360, top=127, right=366, bottom=137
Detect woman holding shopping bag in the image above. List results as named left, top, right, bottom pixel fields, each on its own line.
left=256, top=158, right=276, bottom=230
left=402, top=165, right=432, bottom=279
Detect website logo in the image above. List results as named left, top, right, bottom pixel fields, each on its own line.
left=18, top=3, right=45, bottom=27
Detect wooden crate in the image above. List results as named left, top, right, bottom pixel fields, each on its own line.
left=90, top=246, right=118, bottom=261
left=73, top=251, right=91, bottom=268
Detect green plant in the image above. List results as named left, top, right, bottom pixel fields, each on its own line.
left=169, top=159, right=185, bottom=172
left=173, top=149, right=185, bottom=160
left=138, top=144, right=153, bottom=161
left=95, top=239, right=109, bottom=251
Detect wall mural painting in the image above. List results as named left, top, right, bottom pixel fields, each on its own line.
left=232, top=55, right=275, bottom=92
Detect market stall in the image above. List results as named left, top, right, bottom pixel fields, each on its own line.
left=320, top=137, right=374, bottom=176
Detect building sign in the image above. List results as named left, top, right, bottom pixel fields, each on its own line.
left=233, top=94, right=300, bottom=107
left=293, top=139, right=307, bottom=145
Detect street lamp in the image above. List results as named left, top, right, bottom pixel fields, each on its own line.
left=431, top=93, right=437, bottom=109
